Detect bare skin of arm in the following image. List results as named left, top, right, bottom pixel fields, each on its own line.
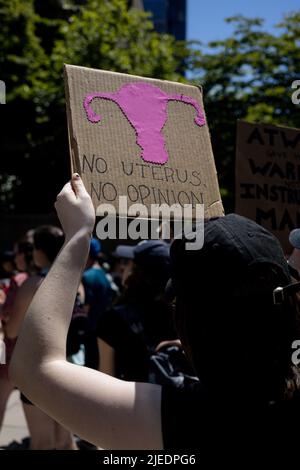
left=10, top=175, right=163, bottom=450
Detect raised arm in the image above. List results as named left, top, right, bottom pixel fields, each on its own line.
left=9, top=174, right=163, bottom=450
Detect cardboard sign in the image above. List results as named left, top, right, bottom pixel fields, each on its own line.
left=235, top=120, right=300, bottom=253
left=64, top=64, right=223, bottom=219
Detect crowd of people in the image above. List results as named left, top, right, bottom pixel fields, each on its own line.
left=1, top=174, right=300, bottom=453
left=0, top=202, right=192, bottom=449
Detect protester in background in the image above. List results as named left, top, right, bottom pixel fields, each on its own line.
left=97, top=240, right=176, bottom=381
left=97, top=251, right=111, bottom=273
left=0, top=250, right=16, bottom=279
left=110, top=245, right=134, bottom=290
left=9, top=176, right=300, bottom=451
left=98, top=252, right=119, bottom=304
left=0, top=232, right=34, bottom=439
left=0, top=286, right=5, bottom=309
left=4, top=225, right=77, bottom=450
left=0, top=250, right=17, bottom=308
left=82, top=238, right=115, bottom=370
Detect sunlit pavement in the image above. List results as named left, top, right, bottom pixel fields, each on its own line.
left=0, top=390, right=29, bottom=448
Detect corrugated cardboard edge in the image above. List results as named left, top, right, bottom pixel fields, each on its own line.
left=197, top=85, right=224, bottom=218
left=64, top=64, right=81, bottom=177
left=237, top=118, right=300, bottom=133
left=65, top=64, right=209, bottom=91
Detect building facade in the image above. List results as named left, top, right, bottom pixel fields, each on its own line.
left=130, top=0, right=187, bottom=41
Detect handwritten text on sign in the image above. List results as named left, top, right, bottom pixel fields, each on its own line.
left=235, top=121, right=300, bottom=252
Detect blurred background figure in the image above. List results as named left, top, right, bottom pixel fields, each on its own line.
left=0, top=250, right=17, bottom=308
left=0, top=250, right=16, bottom=279
left=97, top=240, right=177, bottom=382
left=0, top=226, right=78, bottom=450
left=0, top=231, right=34, bottom=446
left=82, top=238, right=117, bottom=370
left=111, top=244, right=135, bottom=291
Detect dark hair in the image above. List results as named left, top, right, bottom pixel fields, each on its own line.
left=116, top=263, right=176, bottom=344
left=15, top=230, right=35, bottom=273
left=174, top=261, right=300, bottom=404
left=33, top=225, right=64, bottom=263
left=119, top=261, right=169, bottom=305
left=0, top=250, right=15, bottom=265
left=169, top=215, right=300, bottom=404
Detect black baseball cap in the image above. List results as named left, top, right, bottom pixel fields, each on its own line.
left=133, top=240, right=171, bottom=290
left=112, top=245, right=135, bottom=260
left=134, top=240, right=170, bottom=267
left=170, top=214, right=290, bottom=296
left=112, top=241, right=170, bottom=267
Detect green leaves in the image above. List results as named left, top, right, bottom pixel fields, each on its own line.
left=0, top=0, right=192, bottom=212
left=194, top=13, right=300, bottom=210
left=1, top=1, right=299, bottom=214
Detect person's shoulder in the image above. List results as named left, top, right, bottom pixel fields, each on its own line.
left=84, top=267, right=106, bottom=282
left=82, top=267, right=93, bottom=279
left=161, top=383, right=203, bottom=450
left=82, top=267, right=97, bottom=286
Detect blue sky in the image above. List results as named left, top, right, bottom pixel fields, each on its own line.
left=187, top=0, right=300, bottom=44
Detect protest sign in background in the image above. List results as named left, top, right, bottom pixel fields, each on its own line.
left=235, top=120, right=300, bottom=253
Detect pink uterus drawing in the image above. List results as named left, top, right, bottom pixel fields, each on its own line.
left=83, top=82, right=206, bottom=165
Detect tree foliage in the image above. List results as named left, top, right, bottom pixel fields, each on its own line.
left=195, top=13, right=300, bottom=205
left=0, top=0, right=191, bottom=213
left=0, top=2, right=299, bottom=213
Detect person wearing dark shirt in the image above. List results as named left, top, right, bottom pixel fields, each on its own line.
left=10, top=175, right=300, bottom=455
left=97, top=240, right=176, bottom=381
